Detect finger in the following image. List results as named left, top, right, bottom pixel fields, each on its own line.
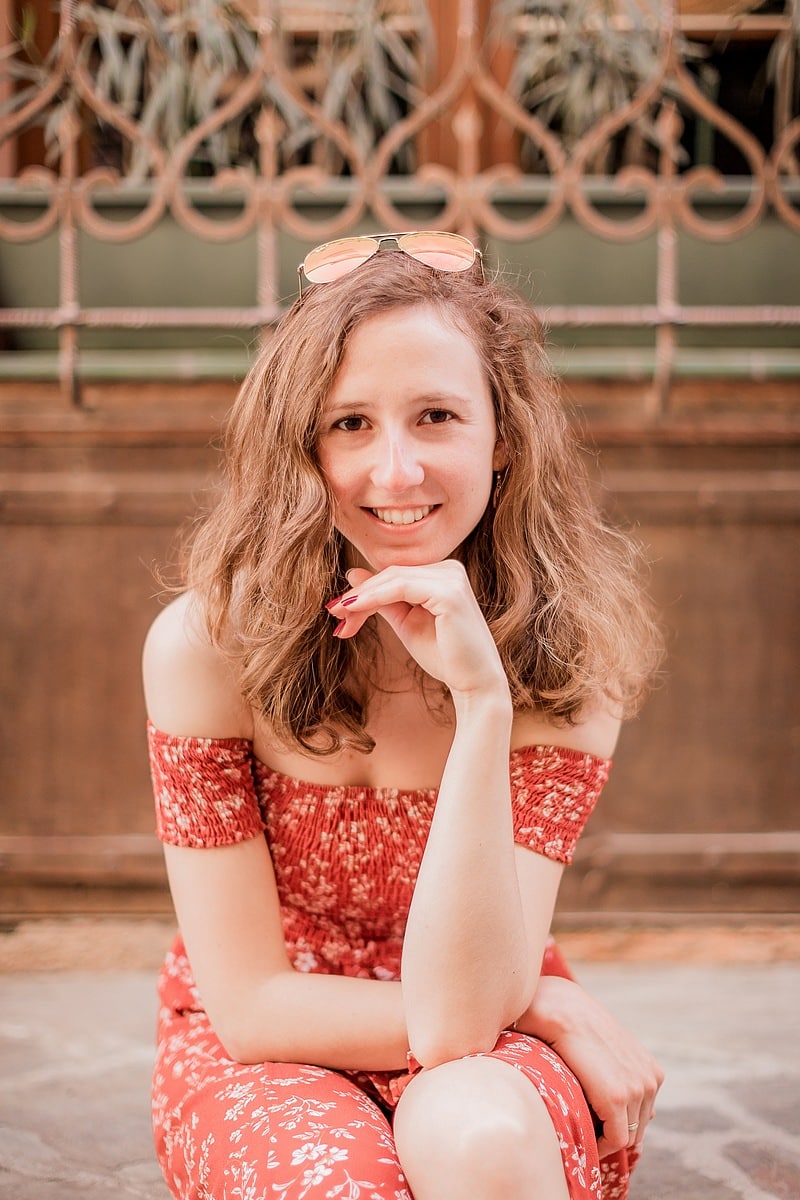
left=329, top=589, right=417, bottom=641
left=328, top=585, right=434, bottom=640
left=331, top=611, right=371, bottom=639
left=596, top=1111, right=630, bottom=1157
left=596, top=1135, right=614, bottom=1159
left=344, top=562, right=474, bottom=620
left=626, top=1114, right=642, bottom=1148
left=325, top=592, right=372, bottom=638
left=345, top=567, right=374, bottom=590
left=332, top=600, right=411, bottom=641
left=633, top=1061, right=663, bottom=1145
left=328, top=583, right=414, bottom=629
left=340, top=575, right=440, bottom=616
left=325, top=568, right=377, bottom=638
left=328, top=567, right=433, bottom=618
left=634, top=1099, right=656, bottom=1146
left=325, top=567, right=374, bottom=612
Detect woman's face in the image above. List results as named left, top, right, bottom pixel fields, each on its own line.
left=316, top=304, right=506, bottom=572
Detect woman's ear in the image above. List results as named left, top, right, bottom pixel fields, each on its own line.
left=493, top=440, right=509, bottom=471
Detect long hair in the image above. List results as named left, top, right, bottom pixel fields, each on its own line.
left=185, top=252, right=662, bottom=753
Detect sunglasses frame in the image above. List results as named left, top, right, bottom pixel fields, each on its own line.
left=297, top=231, right=483, bottom=297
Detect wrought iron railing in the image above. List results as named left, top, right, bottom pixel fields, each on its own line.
left=0, top=0, right=799, bottom=405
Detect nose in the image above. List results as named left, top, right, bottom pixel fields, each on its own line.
left=370, top=429, right=425, bottom=492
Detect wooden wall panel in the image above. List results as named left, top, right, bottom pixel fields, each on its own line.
left=2, top=523, right=171, bottom=836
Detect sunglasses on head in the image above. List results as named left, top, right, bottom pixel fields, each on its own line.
left=297, top=231, right=483, bottom=297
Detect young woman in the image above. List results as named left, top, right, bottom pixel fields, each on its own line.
left=144, top=232, right=664, bottom=1200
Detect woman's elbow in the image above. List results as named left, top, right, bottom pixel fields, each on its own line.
left=409, top=1025, right=500, bottom=1071
left=407, top=986, right=528, bottom=1069
left=203, top=987, right=275, bottom=1065
left=210, top=1011, right=262, bottom=1064
left=223, top=1041, right=260, bottom=1065
left=206, top=971, right=301, bottom=1065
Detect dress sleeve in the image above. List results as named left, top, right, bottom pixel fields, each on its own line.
left=509, top=745, right=611, bottom=865
left=148, top=720, right=266, bottom=848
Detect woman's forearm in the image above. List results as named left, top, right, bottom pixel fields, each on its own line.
left=218, top=970, right=409, bottom=1071
left=401, top=689, right=532, bottom=1066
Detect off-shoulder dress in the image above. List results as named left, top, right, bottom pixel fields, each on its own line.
left=148, top=722, right=639, bottom=1200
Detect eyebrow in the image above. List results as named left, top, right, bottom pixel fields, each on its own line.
left=324, top=390, right=474, bottom=414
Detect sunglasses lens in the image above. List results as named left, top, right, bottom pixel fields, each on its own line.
left=302, top=237, right=380, bottom=284
left=397, top=231, right=476, bottom=272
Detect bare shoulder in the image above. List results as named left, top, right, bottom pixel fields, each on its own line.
left=511, top=696, right=622, bottom=761
left=142, top=591, right=252, bottom=739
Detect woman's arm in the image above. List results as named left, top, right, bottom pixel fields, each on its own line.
left=402, top=698, right=618, bottom=1069
left=401, top=686, right=537, bottom=1066
left=162, top=838, right=409, bottom=1068
left=330, top=563, right=611, bottom=1069
left=144, top=593, right=409, bottom=1070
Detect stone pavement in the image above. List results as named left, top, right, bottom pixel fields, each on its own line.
left=0, top=947, right=798, bottom=1199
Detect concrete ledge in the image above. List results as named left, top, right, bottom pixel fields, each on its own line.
left=1, top=916, right=799, bottom=973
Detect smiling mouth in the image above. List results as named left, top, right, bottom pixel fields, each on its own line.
left=370, top=505, right=436, bottom=526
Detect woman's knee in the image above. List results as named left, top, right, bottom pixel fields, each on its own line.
left=393, top=1056, right=569, bottom=1200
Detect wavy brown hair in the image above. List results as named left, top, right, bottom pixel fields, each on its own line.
left=185, top=251, right=662, bottom=753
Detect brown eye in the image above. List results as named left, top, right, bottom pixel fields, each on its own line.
left=335, top=415, right=367, bottom=432
left=421, top=409, right=453, bottom=425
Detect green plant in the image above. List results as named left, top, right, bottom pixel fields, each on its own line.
left=286, top=0, right=434, bottom=169
left=494, top=0, right=706, bottom=172
left=1, top=0, right=434, bottom=178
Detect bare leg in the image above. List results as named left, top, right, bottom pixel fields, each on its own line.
left=393, top=1055, right=571, bottom=1200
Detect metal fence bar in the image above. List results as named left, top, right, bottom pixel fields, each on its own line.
left=0, top=0, right=798, bottom=403
left=2, top=305, right=799, bottom=330
left=0, top=308, right=283, bottom=328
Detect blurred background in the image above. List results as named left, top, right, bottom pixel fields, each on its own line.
left=1, top=0, right=798, bottom=934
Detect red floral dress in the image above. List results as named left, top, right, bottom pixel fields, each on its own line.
left=148, top=723, right=639, bottom=1200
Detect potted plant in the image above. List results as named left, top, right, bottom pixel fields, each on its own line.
left=1, top=0, right=434, bottom=177
left=492, top=0, right=712, bottom=173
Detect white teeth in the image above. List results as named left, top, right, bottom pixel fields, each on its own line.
left=372, top=506, right=433, bottom=526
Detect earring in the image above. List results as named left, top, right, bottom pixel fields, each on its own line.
left=492, top=470, right=506, bottom=509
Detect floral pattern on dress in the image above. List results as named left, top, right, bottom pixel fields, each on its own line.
left=149, top=723, right=265, bottom=847
left=154, top=1008, right=412, bottom=1200
left=509, top=747, right=610, bottom=864
left=148, top=727, right=634, bottom=1200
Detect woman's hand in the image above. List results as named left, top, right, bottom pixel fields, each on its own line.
left=327, top=562, right=509, bottom=701
left=516, top=974, right=664, bottom=1157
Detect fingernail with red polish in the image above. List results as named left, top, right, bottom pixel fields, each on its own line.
left=340, top=595, right=359, bottom=607
left=325, top=594, right=346, bottom=611
left=332, top=619, right=347, bottom=637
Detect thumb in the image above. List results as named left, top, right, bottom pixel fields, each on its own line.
left=345, top=567, right=374, bottom=590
